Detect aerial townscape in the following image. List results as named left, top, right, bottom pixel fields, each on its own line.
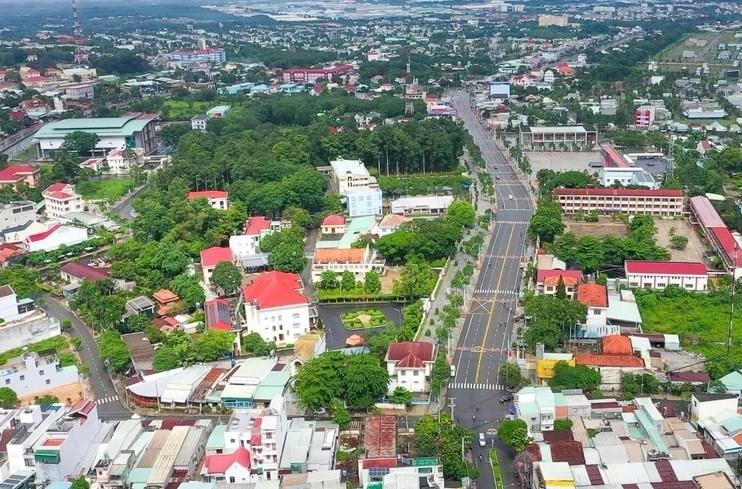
left=3, top=0, right=742, bottom=489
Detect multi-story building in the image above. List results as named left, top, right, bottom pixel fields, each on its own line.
left=391, top=195, right=454, bottom=216
left=64, top=84, right=94, bottom=100
left=229, top=216, right=285, bottom=261
left=168, top=48, right=226, bottom=65
left=690, top=195, right=742, bottom=278
left=0, top=349, right=80, bottom=399
left=599, top=167, right=658, bottom=189
left=519, top=125, right=598, bottom=149
left=240, top=271, right=311, bottom=346
left=0, top=165, right=41, bottom=189
left=625, top=260, right=708, bottom=291
left=553, top=188, right=684, bottom=216
left=577, top=283, right=616, bottom=338
left=105, top=147, right=144, bottom=175
left=311, top=246, right=385, bottom=284
left=0, top=286, right=61, bottom=355
left=514, top=386, right=556, bottom=434
left=281, top=65, right=354, bottom=84
left=385, top=342, right=436, bottom=394
left=329, top=159, right=376, bottom=196
left=538, top=14, right=568, bottom=26
left=0, top=201, right=36, bottom=234
left=200, top=247, right=234, bottom=283
left=191, top=114, right=208, bottom=131
left=206, top=105, right=231, bottom=118
left=187, top=190, right=229, bottom=210
left=635, top=105, right=656, bottom=127
left=42, top=183, right=82, bottom=219
left=346, top=185, right=382, bottom=217
left=0, top=284, right=36, bottom=323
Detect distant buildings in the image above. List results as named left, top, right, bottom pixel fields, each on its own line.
left=281, top=65, right=354, bottom=84
left=690, top=195, right=742, bottom=278
left=192, top=105, right=232, bottom=131
left=0, top=165, right=41, bottom=189
left=328, top=158, right=376, bottom=196
left=635, top=105, right=656, bottom=127
left=168, top=48, right=227, bottom=65
left=538, top=14, right=569, bottom=26
left=0, top=201, right=36, bottom=234
left=519, top=125, right=598, bottom=149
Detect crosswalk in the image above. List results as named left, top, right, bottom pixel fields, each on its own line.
left=475, top=289, right=518, bottom=295
left=448, top=382, right=505, bottom=391
left=493, top=220, right=530, bottom=225
left=97, top=396, right=119, bottom=404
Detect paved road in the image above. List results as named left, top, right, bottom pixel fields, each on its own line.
left=110, top=184, right=149, bottom=220
left=450, top=91, right=534, bottom=488
left=43, top=296, right=131, bottom=419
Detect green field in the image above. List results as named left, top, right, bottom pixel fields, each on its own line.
left=162, top=100, right=213, bottom=121
left=77, top=178, right=135, bottom=201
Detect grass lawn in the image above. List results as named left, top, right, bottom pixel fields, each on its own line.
left=636, top=288, right=742, bottom=369
left=341, top=309, right=391, bottom=329
left=163, top=100, right=213, bottom=121
left=0, top=336, right=70, bottom=366
left=77, top=178, right=135, bottom=201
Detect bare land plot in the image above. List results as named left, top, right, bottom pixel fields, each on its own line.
left=526, top=151, right=604, bottom=175
left=654, top=218, right=709, bottom=263
left=566, top=218, right=629, bottom=239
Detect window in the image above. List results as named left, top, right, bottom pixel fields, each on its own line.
left=229, top=478, right=235, bottom=483
left=400, top=371, right=406, bottom=376
left=4, top=379, right=9, bottom=385
left=45, top=379, right=51, bottom=385
left=293, top=322, right=301, bottom=329
left=593, top=310, right=601, bottom=315
left=19, top=375, right=24, bottom=381
left=292, top=313, right=300, bottom=319
left=39, top=370, right=44, bottom=376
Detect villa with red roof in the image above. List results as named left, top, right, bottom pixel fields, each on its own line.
left=0, top=165, right=41, bottom=189
left=205, top=298, right=234, bottom=332
left=201, top=444, right=252, bottom=483
left=320, top=214, right=347, bottom=235
left=200, top=247, right=234, bottom=283
left=24, top=224, right=88, bottom=252
left=385, top=341, right=437, bottom=394
left=625, top=260, right=708, bottom=291
left=187, top=190, right=230, bottom=210
left=42, top=183, right=83, bottom=219
left=577, top=283, right=617, bottom=338
left=229, top=216, right=287, bottom=262
left=241, top=271, right=311, bottom=346
left=536, top=269, right=583, bottom=299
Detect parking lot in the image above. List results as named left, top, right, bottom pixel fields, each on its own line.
left=526, top=151, right=603, bottom=174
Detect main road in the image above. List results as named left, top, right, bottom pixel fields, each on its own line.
left=450, top=91, right=534, bottom=487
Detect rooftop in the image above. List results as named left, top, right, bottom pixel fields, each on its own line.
left=200, top=247, right=233, bottom=268
left=187, top=190, right=228, bottom=200
left=242, top=271, right=308, bottom=309
left=34, top=114, right=158, bottom=140
left=576, top=354, right=644, bottom=368
left=364, top=415, right=397, bottom=460
left=554, top=188, right=683, bottom=197
left=625, top=260, right=708, bottom=276
left=314, top=248, right=366, bottom=264
left=245, top=216, right=272, bottom=236
left=578, top=283, right=609, bottom=308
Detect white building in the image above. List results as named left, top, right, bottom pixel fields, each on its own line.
left=187, top=190, right=229, bottom=210
left=229, top=216, right=285, bottom=260
left=514, top=386, right=556, bottom=434
left=391, top=195, right=454, bottom=216
left=240, top=271, right=311, bottom=346
left=0, top=201, right=37, bottom=234
left=691, top=393, right=738, bottom=424
left=6, top=401, right=102, bottom=482
left=191, top=114, right=209, bottom=131
left=105, top=147, right=144, bottom=174
left=329, top=159, right=376, bottom=196
left=543, top=70, right=555, bottom=83
left=0, top=350, right=80, bottom=399
left=24, top=224, right=88, bottom=252
left=625, top=261, right=708, bottom=291
left=42, top=183, right=83, bottom=219
left=373, top=214, right=412, bottom=237
left=200, top=247, right=234, bottom=284
left=577, top=283, right=617, bottom=338
left=65, top=84, right=94, bottom=100
left=0, top=284, right=36, bottom=324
left=385, top=342, right=436, bottom=394
left=346, top=185, right=382, bottom=217
left=599, top=167, right=658, bottom=189
left=311, top=245, right=385, bottom=284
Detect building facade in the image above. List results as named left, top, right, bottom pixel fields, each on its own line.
left=519, top=125, right=597, bottom=149
left=553, top=188, right=684, bottom=216
left=0, top=350, right=80, bottom=398
left=635, top=106, right=656, bottom=127
left=187, top=191, right=229, bottom=210
left=42, top=183, right=83, bottom=219
left=24, top=224, right=88, bottom=252
left=346, top=185, right=382, bottom=217
left=329, top=159, right=376, bottom=196
left=385, top=342, right=436, bottom=394
left=0, top=201, right=36, bottom=234
left=625, top=260, right=708, bottom=291
left=168, top=48, right=226, bottom=64
left=390, top=195, right=454, bottom=216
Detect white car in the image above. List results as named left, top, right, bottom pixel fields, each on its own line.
left=508, top=194, right=513, bottom=200
left=450, top=365, right=456, bottom=377
left=479, top=432, right=486, bottom=447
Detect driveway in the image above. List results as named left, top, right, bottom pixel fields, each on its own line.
left=42, top=296, right=131, bottom=419
left=318, top=303, right=406, bottom=350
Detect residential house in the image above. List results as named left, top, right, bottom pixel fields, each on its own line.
left=635, top=106, right=656, bottom=127
left=2, top=219, right=47, bottom=245
left=0, top=349, right=80, bottom=399
left=24, top=224, right=88, bottom=252
left=320, top=215, right=347, bottom=235
left=385, top=342, right=436, bottom=395
left=577, top=283, right=614, bottom=338
left=691, top=392, right=738, bottom=425
left=543, top=70, right=555, bottom=83
left=191, top=114, right=209, bottom=131
left=187, top=190, right=229, bottom=210
left=0, top=165, right=41, bottom=189
left=240, top=271, right=311, bottom=346
left=205, top=298, right=235, bottom=332
left=0, top=201, right=37, bottom=234
left=576, top=335, right=645, bottom=390
left=105, top=147, right=144, bottom=174
left=202, top=445, right=253, bottom=483
left=715, top=371, right=742, bottom=397
left=311, top=246, right=384, bottom=284
left=536, top=269, right=583, bottom=298
left=60, top=262, right=111, bottom=283
left=0, top=284, right=36, bottom=323
left=65, top=84, right=94, bottom=99
left=229, top=216, right=286, bottom=263
left=153, top=289, right=180, bottom=315
left=373, top=214, right=412, bottom=237
left=515, top=386, right=556, bottom=434
left=329, top=159, right=376, bottom=196
left=42, top=183, right=83, bottom=219
left=346, top=185, right=382, bottom=217
left=200, top=247, right=234, bottom=283
left=207, top=105, right=231, bottom=119
left=390, top=195, right=454, bottom=216
left=683, top=100, right=726, bottom=119
left=624, top=261, right=708, bottom=291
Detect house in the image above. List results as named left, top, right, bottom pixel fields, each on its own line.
left=241, top=271, right=311, bottom=346
left=599, top=167, right=657, bottom=189
left=65, top=84, right=94, bottom=99
left=0, top=165, right=41, bottom=189
left=635, top=106, right=656, bottom=127
left=625, top=261, right=708, bottom=291
left=42, top=183, right=83, bottom=219
left=321, top=215, right=347, bottom=235
left=515, top=386, right=557, bottom=434
left=691, top=392, right=738, bottom=424
left=391, top=195, right=454, bottom=216
left=346, top=185, right=382, bottom=217
left=311, top=246, right=385, bottom=284
left=0, top=349, right=80, bottom=399
left=60, top=262, right=111, bottom=283
left=191, top=114, right=209, bottom=131
left=386, top=342, right=436, bottom=394
left=512, top=74, right=537, bottom=88
left=187, top=190, right=229, bottom=210
left=576, top=335, right=645, bottom=390
left=202, top=444, right=252, bottom=483
left=556, top=63, right=575, bottom=76
left=577, top=283, right=615, bottom=338
left=206, top=298, right=235, bottom=332
left=329, top=158, right=376, bottom=196
left=105, top=147, right=144, bottom=174
left=373, top=214, right=412, bottom=237
left=153, top=289, right=180, bottom=315
left=536, top=269, right=583, bottom=298
left=0, top=284, right=36, bottom=323
left=24, top=224, right=88, bottom=252
left=0, top=201, right=37, bottom=234
left=229, top=216, right=285, bottom=261
left=0, top=243, right=22, bottom=267
left=200, top=247, right=234, bottom=283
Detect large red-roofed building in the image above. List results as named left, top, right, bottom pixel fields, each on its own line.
left=385, top=342, right=437, bottom=394
left=690, top=195, right=742, bottom=278
left=625, top=260, right=708, bottom=291
left=0, top=165, right=41, bottom=188
left=281, top=64, right=355, bottom=84
left=553, top=187, right=684, bottom=216
left=187, top=190, right=229, bottom=210
left=200, top=247, right=233, bottom=283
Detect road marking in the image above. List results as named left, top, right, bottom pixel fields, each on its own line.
left=97, top=396, right=118, bottom=404
left=475, top=289, right=518, bottom=295
left=448, top=383, right=505, bottom=391
left=475, top=223, right=516, bottom=383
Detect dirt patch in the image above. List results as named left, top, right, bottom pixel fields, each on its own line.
left=526, top=151, right=603, bottom=174
left=566, top=218, right=629, bottom=238
left=380, top=267, right=401, bottom=294
left=18, top=381, right=86, bottom=406
left=654, top=218, right=710, bottom=263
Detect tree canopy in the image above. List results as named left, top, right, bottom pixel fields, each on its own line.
left=548, top=362, right=602, bottom=392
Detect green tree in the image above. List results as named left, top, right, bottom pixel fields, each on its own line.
left=0, top=267, right=41, bottom=298
left=153, top=345, right=183, bottom=371
left=192, top=330, right=235, bottom=362
left=242, top=332, right=275, bottom=356
left=621, top=372, right=660, bottom=395
left=169, top=273, right=206, bottom=310
left=528, top=202, right=565, bottom=243
left=344, top=353, right=389, bottom=409
left=554, top=419, right=573, bottom=431
left=670, top=235, right=689, bottom=250
left=62, top=131, right=100, bottom=157
left=70, top=477, right=90, bottom=489
left=446, top=200, right=476, bottom=229
left=0, top=387, right=18, bottom=408
left=394, top=261, right=436, bottom=297
left=99, top=330, right=131, bottom=373
left=35, top=395, right=60, bottom=406
left=318, top=271, right=340, bottom=290
left=210, top=261, right=243, bottom=295
left=331, top=403, right=352, bottom=429
left=364, top=270, right=382, bottom=294
left=128, top=314, right=151, bottom=333
left=294, top=352, right=345, bottom=410
left=430, top=352, right=450, bottom=397
left=548, top=362, right=602, bottom=392
left=340, top=270, right=356, bottom=291
left=555, top=276, right=567, bottom=299
left=499, top=363, right=525, bottom=390
left=158, top=124, right=191, bottom=147
left=268, top=242, right=307, bottom=273
left=389, top=386, right=413, bottom=405
left=497, top=419, right=531, bottom=453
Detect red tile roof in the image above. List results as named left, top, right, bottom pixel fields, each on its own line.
left=625, top=260, right=707, bottom=276
left=200, top=247, right=233, bottom=267
left=26, top=224, right=62, bottom=243
left=668, top=371, right=711, bottom=383
left=60, top=262, right=110, bottom=281
left=387, top=342, right=436, bottom=367
left=554, top=188, right=683, bottom=197
left=322, top=214, right=346, bottom=226
left=364, top=415, right=397, bottom=460
left=46, top=182, right=68, bottom=192
left=153, top=289, right=179, bottom=304
left=537, top=269, right=583, bottom=285
left=549, top=441, right=585, bottom=465
left=0, top=165, right=38, bottom=183
left=577, top=283, right=608, bottom=308
left=245, top=216, right=272, bottom=236
left=187, top=190, right=228, bottom=200
left=576, top=354, right=644, bottom=368
left=690, top=196, right=726, bottom=228
left=602, top=335, right=633, bottom=356
left=242, top=271, right=308, bottom=309
left=204, top=445, right=251, bottom=474
left=709, top=227, right=742, bottom=267
left=314, top=248, right=365, bottom=264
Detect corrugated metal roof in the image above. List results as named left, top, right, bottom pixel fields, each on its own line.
left=174, top=427, right=206, bottom=467
left=137, top=430, right=170, bottom=468
left=148, top=425, right=190, bottom=485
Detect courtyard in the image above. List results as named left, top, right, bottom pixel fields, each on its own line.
left=318, top=302, right=407, bottom=350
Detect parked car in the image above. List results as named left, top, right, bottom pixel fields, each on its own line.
left=499, top=393, right=514, bottom=403
left=479, top=432, right=486, bottom=447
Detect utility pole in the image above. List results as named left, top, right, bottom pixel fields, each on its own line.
left=447, top=397, right=456, bottom=418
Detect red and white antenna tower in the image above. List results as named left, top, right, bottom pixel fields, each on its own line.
left=72, top=0, right=88, bottom=64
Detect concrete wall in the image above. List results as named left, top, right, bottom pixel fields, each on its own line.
left=0, top=313, right=61, bottom=354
